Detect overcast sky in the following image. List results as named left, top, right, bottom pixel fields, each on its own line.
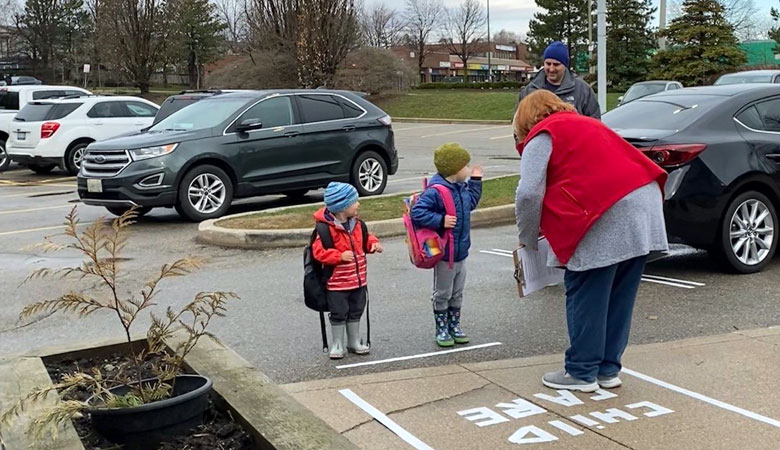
left=367, top=0, right=778, bottom=37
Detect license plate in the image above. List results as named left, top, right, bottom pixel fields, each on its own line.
left=87, top=179, right=103, bottom=193
left=16, top=132, right=25, bottom=141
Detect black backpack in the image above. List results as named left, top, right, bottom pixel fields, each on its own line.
left=303, top=221, right=371, bottom=352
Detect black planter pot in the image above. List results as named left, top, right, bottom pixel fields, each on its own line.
left=88, top=374, right=212, bottom=450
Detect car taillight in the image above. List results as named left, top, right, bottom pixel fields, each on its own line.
left=642, top=144, right=707, bottom=168
left=378, top=115, right=392, bottom=127
left=41, top=122, right=60, bottom=139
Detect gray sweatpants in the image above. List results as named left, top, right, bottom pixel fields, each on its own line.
left=432, top=260, right=467, bottom=312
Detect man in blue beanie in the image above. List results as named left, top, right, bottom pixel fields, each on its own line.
left=519, top=41, right=601, bottom=119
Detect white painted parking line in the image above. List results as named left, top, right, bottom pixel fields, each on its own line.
left=393, top=124, right=449, bottom=132
left=340, top=389, right=435, bottom=450
left=0, top=221, right=94, bottom=236
left=623, top=367, right=780, bottom=429
left=0, top=205, right=73, bottom=215
left=480, top=249, right=705, bottom=289
left=421, top=125, right=508, bottom=139
left=490, top=134, right=515, bottom=140
left=336, top=342, right=503, bottom=369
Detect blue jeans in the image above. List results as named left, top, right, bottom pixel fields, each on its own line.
left=563, top=256, right=647, bottom=382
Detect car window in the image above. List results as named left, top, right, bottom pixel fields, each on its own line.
left=297, top=94, right=345, bottom=123
left=237, top=96, right=294, bottom=129
left=623, top=84, right=666, bottom=103
left=150, top=97, right=250, bottom=131
left=87, top=101, right=131, bottom=118
left=603, top=97, right=720, bottom=131
left=33, top=90, right=65, bottom=100
left=64, top=90, right=87, bottom=97
left=716, top=74, right=774, bottom=85
left=339, top=97, right=365, bottom=119
left=736, top=106, right=764, bottom=130
left=126, top=101, right=157, bottom=117
left=153, top=97, right=202, bottom=125
left=15, top=103, right=83, bottom=121
left=0, top=90, right=19, bottom=110
left=667, top=84, right=679, bottom=90
left=756, top=99, right=780, bottom=132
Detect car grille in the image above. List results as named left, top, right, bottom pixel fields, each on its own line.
left=81, top=149, right=131, bottom=178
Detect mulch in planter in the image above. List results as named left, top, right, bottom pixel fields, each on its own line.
left=46, top=352, right=255, bottom=450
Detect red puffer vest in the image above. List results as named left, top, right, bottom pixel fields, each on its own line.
left=520, top=111, right=667, bottom=265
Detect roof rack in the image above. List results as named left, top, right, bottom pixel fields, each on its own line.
left=177, top=89, right=224, bottom=95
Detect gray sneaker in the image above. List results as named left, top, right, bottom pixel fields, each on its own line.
left=597, top=374, right=622, bottom=389
left=542, top=370, right=599, bottom=393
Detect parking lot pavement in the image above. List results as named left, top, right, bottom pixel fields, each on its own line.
left=283, top=327, right=780, bottom=449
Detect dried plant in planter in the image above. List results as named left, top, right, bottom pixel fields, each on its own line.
left=0, top=207, right=238, bottom=445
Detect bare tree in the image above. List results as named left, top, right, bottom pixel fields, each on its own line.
left=493, top=29, right=525, bottom=45
left=402, top=0, right=443, bottom=81
left=215, top=0, right=248, bottom=53
left=360, top=2, right=405, bottom=48
left=104, top=0, right=165, bottom=93
left=246, top=0, right=360, bottom=88
left=441, top=0, right=486, bottom=82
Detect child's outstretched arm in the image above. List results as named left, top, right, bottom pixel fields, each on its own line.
left=312, top=235, right=343, bottom=265
left=367, top=234, right=383, bottom=253
left=411, top=189, right=444, bottom=230
left=468, top=177, right=483, bottom=211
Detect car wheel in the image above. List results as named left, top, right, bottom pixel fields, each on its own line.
left=105, top=206, right=152, bottom=217
left=175, top=165, right=234, bottom=222
left=0, top=138, right=9, bottom=172
left=29, top=163, right=57, bottom=175
left=715, top=191, right=778, bottom=274
left=65, top=142, right=89, bottom=175
left=351, top=151, right=387, bottom=196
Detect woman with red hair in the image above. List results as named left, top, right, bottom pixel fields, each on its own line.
left=514, top=90, right=668, bottom=392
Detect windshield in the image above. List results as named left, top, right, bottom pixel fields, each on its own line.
left=153, top=97, right=203, bottom=125
left=0, top=90, right=20, bottom=110
left=604, top=97, right=720, bottom=131
left=149, top=98, right=250, bottom=131
left=715, top=74, right=773, bottom=85
left=623, top=84, right=666, bottom=103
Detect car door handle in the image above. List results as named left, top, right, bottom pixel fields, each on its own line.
left=342, top=125, right=356, bottom=132
left=284, top=131, right=299, bottom=138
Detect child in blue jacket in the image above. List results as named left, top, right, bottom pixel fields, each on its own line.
left=412, top=143, right=483, bottom=347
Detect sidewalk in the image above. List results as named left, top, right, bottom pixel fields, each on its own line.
left=282, top=327, right=780, bottom=449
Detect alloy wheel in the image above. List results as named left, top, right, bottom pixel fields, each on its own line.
left=187, top=173, right=226, bottom=214
left=73, top=146, right=86, bottom=169
left=729, top=199, right=775, bottom=266
left=358, top=158, right=384, bottom=193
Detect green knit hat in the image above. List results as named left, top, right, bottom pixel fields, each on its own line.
left=434, top=143, right=471, bottom=177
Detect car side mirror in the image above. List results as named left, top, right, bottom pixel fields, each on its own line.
left=237, top=118, right=263, bottom=132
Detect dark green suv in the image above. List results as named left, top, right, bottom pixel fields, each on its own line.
left=77, top=90, right=398, bottom=221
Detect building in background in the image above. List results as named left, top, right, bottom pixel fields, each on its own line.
left=740, top=40, right=780, bottom=67
left=392, top=42, right=533, bottom=83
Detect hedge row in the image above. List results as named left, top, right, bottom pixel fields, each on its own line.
left=416, top=81, right=527, bottom=90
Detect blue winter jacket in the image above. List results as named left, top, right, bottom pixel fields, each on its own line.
left=411, top=174, right=483, bottom=262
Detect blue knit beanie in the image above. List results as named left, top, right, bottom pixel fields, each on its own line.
left=543, top=41, right=569, bottom=67
left=324, top=182, right=359, bottom=213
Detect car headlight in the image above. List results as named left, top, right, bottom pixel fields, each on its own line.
left=129, top=143, right=178, bottom=161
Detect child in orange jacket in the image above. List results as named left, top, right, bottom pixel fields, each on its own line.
left=312, top=182, right=383, bottom=359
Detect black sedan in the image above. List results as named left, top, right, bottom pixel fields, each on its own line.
left=604, top=84, right=780, bottom=273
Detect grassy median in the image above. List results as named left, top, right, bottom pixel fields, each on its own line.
left=373, top=90, right=623, bottom=121
left=216, top=175, right=520, bottom=230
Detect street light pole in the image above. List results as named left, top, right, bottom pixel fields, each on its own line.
left=659, top=0, right=667, bottom=50
left=487, top=0, right=492, bottom=82
left=597, top=0, right=606, bottom=113
left=588, top=0, right=594, bottom=75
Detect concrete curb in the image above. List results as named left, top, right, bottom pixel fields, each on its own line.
left=198, top=204, right=517, bottom=250
left=393, top=117, right=512, bottom=125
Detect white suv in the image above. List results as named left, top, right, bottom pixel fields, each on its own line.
left=6, top=96, right=159, bottom=175
left=0, top=85, right=91, bottom=171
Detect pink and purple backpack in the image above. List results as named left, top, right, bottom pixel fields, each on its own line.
left=403, top=180, right=456, bottom=269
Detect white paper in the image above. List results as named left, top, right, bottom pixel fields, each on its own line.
left=519, top=238, right=564, bottom=296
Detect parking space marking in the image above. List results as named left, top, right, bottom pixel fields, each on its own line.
left=336, top=342, right=503, bottom=370
left=339, top=389, right=435, bottom=450
left=623, top=367, right=780, bottom=429
left=480, top=249, right=705, bottom=289
left=490, top=134, right=515, bottom=140
left=0, top=205, right=73, bottom=216
left=0, top=221, right=94, bottom=236
left=393, top=124, right=449, bottom=132
left=421, top=125, right=508, bottom=139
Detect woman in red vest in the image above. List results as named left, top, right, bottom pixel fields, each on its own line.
left=514, top=90, right=668, bottom=392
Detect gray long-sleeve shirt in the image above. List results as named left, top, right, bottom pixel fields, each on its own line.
left=515, top=132, right=669, bottom=271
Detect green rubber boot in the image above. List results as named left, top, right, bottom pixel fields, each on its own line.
left=435, top=311, right=455, bottom=347
left=448, top=307, right=470, bottom=344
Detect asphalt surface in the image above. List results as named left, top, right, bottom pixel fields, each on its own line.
left=2, top=123, right=780, bottom=385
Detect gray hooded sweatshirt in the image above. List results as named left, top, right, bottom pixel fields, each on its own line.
left=519, top=69, right=602, bottom=119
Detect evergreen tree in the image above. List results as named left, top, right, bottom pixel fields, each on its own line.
left=606, top=0, right=656, bottom=90
left=169, top=0, right=226, bottom=89
left=651, top=0, right=745, bottom=86
left=527, top=0, right=592, bottom=68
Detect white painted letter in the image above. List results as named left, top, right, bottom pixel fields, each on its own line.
left=534, top=390, right=584, bottom=407
left=548, top=420, right=585, bottom=436
left=590, top=389, right=618, bottom=401
left=590, top=408, right=638, bottom=423
left=570, top=414, right=600, bottom=427
left=496, top=399, right=547, bottom=419
left=508, top=426, right=558, bottom=444
left=626, top=401, right=675, bottom=417
left=457, top=407, right=510, bottom=427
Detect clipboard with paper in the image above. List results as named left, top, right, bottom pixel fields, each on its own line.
left=513, top=237, right=565, bottom=297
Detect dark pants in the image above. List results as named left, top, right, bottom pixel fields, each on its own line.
left=563, top=256, right=647, bottom=383
left=327, top=287, right=367, bottom=325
